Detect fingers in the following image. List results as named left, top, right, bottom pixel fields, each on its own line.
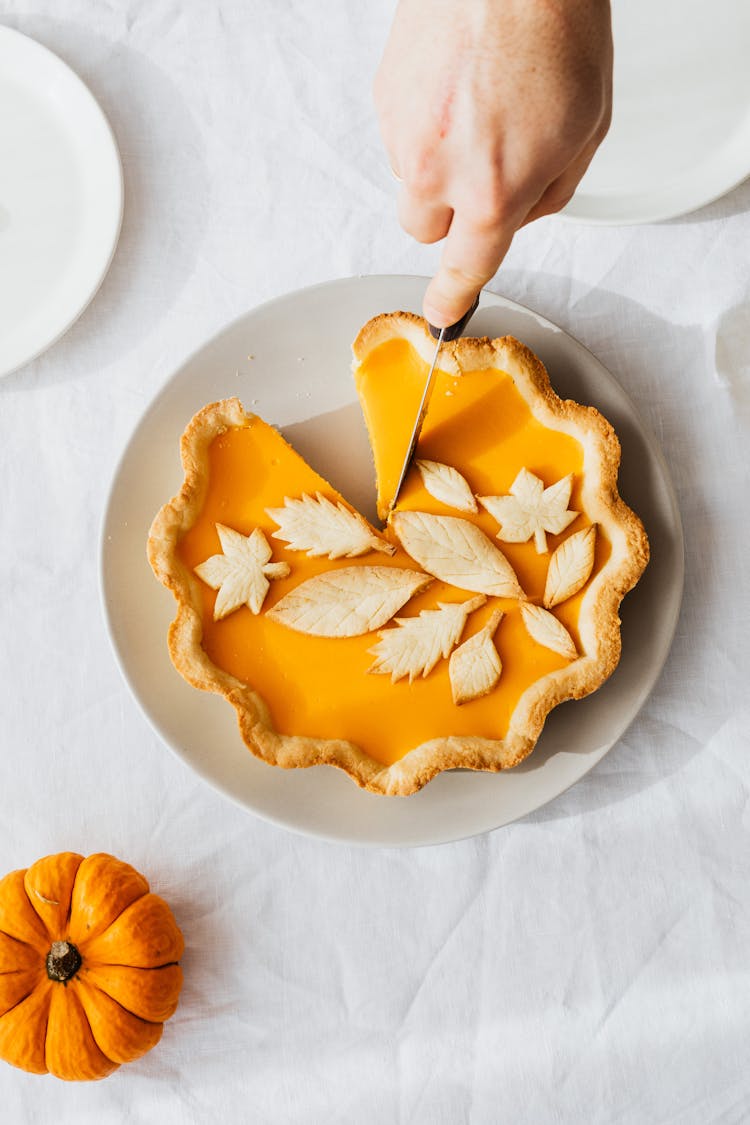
left=520, top=138, right=601, bottom=226
left=423, top=211, right=516, bottom=328
left=422, top=130, right=605, bottom=327
left=398, top=186, right=453, bottom=245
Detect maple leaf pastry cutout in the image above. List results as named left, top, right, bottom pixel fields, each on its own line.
left=479, top=468, right=578, bottom=553
left=194, top=524, right=290, bottom=620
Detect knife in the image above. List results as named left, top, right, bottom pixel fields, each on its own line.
left=390, top=297, right=479, bottom=515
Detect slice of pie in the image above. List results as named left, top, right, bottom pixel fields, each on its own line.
left=147, top=312, right=648, bottom=795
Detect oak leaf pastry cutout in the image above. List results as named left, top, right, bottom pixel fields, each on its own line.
left=369, top=594, right=486, bottom=682
left=148, top=313, right=649, bottom=796
left=479, top=468, right=578, bottom=553
left=267, top=491, right=395, bottom=559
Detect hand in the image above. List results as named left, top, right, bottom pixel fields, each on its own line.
left=374, top=0, right=613, bottom=327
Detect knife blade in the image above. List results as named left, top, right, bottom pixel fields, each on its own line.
left=389, top=297, right=479, bottom=515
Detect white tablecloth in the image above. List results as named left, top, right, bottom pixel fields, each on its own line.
left=1, top=3, right=749, bottom=1122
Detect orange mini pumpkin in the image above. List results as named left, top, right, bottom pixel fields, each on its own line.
left=0, top=852, right=184, bottom=1080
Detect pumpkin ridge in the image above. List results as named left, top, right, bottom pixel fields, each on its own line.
left=0, top=872, right=50, bottom=953
left=0, top=979, right=53, bottom=1075
left=83, top=982, right=142, bottom=1024
left=0, top=970, right=45, bottom=1017
left=77, top=892, right=185, bottom=969
left=68, top=854, right=150, bottom=947
left=24, top=853, right=84, bottom=940
left=18, top=883, right=53, bottom=948
left=76, top=998, right=103, bottom=1069
left=61, top=987, right=114, bottom=1069
left=0, top=930, right=42, bottom=964
left=80, top=963, right=183, bottom=1024
left=74, top=979, right=163, bottom=1067
left=44, top=982, right=115, bottom=1081
left=60, top=889, right=74, bottom=936
left=80, top=982, right=162, bottom=1033
left=66, top=982, right=120, bottom=1070
left=83, top=958, right=181, bottom=973
left=86, top=986, right=162, bottom=1028
left=72, top=903, right=140, bottom=951
left=41, top=996, right=51, bottom=1050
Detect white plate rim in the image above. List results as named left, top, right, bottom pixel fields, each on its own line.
left=99, top=276, right=684, bottom=847
left=561, top=160, right=750, bottom=226
left=0, top=25, right=123, bottom=378
left=561, top=0, right=750, bottom=226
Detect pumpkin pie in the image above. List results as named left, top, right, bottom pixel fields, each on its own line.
left=148, top=312, right=648, bottom=795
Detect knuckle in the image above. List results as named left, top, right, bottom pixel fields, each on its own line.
left=443, top=263, right=490, bottom=290
left=403, top=147, right=443, bottom=199
left=540, top=191, right=573, bottom=218
left=399, top=201, right=449, bottom=245
left=593, top=108, right=612, bottom=146
left=406, top=168, right=441, bottom=201
left=465, top=175, right=512, bottom=230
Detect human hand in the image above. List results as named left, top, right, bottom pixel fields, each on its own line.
left=374, top=0, right=613, bottom=327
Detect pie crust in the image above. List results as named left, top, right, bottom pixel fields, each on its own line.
left=148, top=313, right=649, bottom=795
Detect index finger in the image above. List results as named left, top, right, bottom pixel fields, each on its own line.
left=422, top=212, right=516, bottom=328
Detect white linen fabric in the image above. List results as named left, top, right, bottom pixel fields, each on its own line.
left=0, top=2, right=748, bottom=1122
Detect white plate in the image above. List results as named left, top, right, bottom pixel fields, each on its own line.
left=563, top=0, right=750, bottom=224
left=0, top=26, right=122, bottom=377
left=100, top=276, right=683, bottom=847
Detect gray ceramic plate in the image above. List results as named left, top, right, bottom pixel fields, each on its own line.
left=100, top=276, right=683, bottom=846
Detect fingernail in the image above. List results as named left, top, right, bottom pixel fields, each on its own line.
left=423, top=303, right=451, bottom=329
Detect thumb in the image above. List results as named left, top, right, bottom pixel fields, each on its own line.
left=423, top=212, right=514, bottom=328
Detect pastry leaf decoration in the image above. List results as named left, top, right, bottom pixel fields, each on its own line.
left=520, top=603, right=578, bottom=661
left=266, top=566, right=431, bottom=637
left=544, top=525, right=597, bottom=608
left=415, top=459, right=478, bottom=513
left=267, top=492, right=394, bottom=560
left=479, top=468, right=578, bottom=553
left=369, top=594, right=486, bottom=683
left=449, top=608, right=504, bottom=705
left=195, top=525, right=291, bottom=620
left=392, top=511, right=525, bottom=599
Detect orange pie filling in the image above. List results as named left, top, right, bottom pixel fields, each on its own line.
left=176, top=337, right=611, bottom=767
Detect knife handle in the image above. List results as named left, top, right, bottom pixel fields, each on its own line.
left=428, top=296, right=480, bottom=342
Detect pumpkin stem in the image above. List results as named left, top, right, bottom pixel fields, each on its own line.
left=46, top=940, right=82, bottom=983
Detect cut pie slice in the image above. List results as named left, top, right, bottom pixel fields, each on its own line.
left=148, top=312, right=649, bottom=795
